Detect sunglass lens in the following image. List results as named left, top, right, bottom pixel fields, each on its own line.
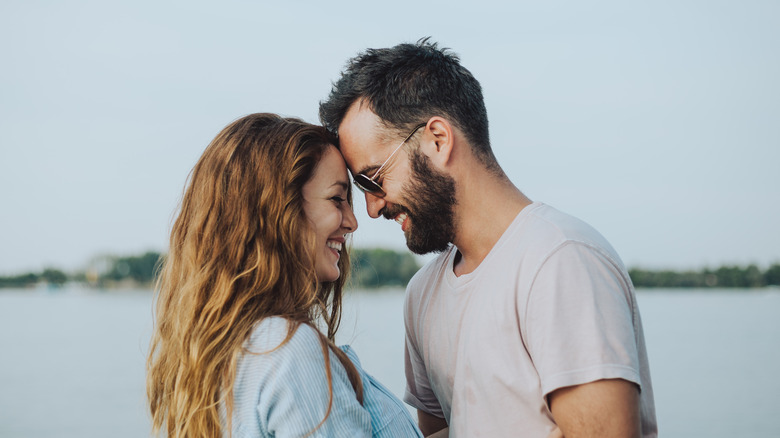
left=353, top=174, right=384, bottom=196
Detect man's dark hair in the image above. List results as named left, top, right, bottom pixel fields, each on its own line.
left=319, top=37, right=499, bottom=170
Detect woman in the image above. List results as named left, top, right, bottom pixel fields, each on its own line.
left=147, top=113, right=424, bottom=437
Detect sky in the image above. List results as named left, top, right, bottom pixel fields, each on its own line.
left=1, top=0, right=778, bottom=275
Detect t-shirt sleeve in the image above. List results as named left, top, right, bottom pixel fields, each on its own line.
left=402, top=278, right=445, bottom=418
left=255, top=325, right=372, bottom=437
left=524, top=241, right=643, bottom=398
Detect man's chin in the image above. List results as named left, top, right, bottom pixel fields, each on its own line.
left=407, top=243, right=449, bottom=255
left=405, top=233, right=450, bottom=255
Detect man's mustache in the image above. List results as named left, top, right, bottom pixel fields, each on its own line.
left=382, top=204, right=409, bottom=221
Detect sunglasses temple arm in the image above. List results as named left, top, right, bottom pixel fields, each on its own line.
left=369, top=140, right=406, bottom=182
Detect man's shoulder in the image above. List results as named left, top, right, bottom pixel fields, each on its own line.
left=521, top=203, right=596, bottom=237
left=512, top=202, right=616, bottom=255
left=462, top=202, right=626, bottom=284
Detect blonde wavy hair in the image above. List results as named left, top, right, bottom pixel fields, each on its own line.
left=147, top=113, right=362, bottom=437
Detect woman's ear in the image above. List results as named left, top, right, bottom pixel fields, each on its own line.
left=423, top=117, right=454, bottom=168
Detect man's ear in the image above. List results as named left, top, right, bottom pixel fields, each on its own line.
left=424, top=117, right=454, bottom=168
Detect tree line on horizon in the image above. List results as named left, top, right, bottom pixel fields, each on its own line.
left=1, top=250, right=779, bottom=290
left=628, top=264, right=780, bottom=288
left=0, top=249, right=422, bottom=290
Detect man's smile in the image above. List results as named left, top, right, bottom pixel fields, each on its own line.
left=394, top=212, right=409, bottom=231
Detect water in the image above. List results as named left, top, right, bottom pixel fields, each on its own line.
left=0, top=288, right=153, bottom=437
left=0, top=287, right=778, bottom=437
left=635, top=289, right=780, bottom=436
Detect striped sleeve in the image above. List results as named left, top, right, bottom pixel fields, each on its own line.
left=341, top=345, right=424, bottom=438
left=232, top=318, right=372, bottom=437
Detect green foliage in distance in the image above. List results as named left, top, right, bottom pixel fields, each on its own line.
left=41, top=268, right=68, bottom=286
left=350, top=248, right=421, bottom=289
left=102, top=251, right=164, bottom=284
left=629, top=263, right=780, bottom=288
left=3, top=251, right=779, bottom=291
left=0, top=272, right=40, bottom=288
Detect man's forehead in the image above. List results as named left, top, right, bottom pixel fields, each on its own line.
left=337, top=103, right=393, bottom=173
left=339, top=101, right=382, bottom=141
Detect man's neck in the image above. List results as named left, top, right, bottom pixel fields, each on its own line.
left=451, top=172, right=532, bottom=277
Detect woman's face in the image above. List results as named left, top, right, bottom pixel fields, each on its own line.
left=302, top=145, right=358, bottom=282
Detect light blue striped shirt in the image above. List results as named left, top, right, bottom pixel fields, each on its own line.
left=226, top=317, right=423, bottom=438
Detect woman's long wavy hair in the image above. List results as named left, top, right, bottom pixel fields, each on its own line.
left=147, top=113, right=361, bottom=437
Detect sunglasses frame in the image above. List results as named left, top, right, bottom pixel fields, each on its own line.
left=352, top=122, right=427, bottom=197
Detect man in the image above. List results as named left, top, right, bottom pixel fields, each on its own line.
left=320, top=39, right=657, bottom=438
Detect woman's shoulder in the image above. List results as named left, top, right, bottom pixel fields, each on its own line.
left=233, top=319, right=374, bottom=437
left=244, top=316, right=322, bottom=355
left=234, top=318, right=336, bottom=412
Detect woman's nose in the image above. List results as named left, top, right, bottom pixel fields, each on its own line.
left=343, top=204, right=358, bottom=232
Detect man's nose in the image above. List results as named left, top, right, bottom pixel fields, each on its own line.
left=364, top=192, right=386, bottom=219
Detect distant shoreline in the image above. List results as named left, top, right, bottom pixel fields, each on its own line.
left=2, top=282, right=780, bottom=293
left=2, top=249, right=778, bottom=290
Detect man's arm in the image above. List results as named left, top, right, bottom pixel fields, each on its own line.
left=548, top=378, right=641, bottom=438
left=418, top=409, right=448, bottom=436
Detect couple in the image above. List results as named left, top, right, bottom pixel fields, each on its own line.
left=147, top=39, right=657, bottom=437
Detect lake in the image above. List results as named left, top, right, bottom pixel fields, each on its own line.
left=0, top=287, right=778, bottom=437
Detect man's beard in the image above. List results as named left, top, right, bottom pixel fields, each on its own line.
left=384, top=149, right=457, bottom=255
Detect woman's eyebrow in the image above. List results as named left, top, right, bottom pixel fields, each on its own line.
left=331, top=181, right=350, bottom=190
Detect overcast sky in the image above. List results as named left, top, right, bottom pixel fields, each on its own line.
left=1, top=0, right=778, bottom=275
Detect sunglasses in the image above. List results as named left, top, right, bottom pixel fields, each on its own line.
left=352, top=123, right=426, bottom=197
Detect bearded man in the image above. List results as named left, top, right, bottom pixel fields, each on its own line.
left=320, top=38, right=657, bottom=438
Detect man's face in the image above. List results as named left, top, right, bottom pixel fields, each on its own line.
left=393, top=148, right=456, bottom=254
left=338, top=102, right=456, bottom=254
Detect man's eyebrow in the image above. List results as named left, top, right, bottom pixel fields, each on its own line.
left=355, top=164, right=380, bottom=178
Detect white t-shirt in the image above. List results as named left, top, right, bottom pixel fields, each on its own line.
left=403, top=202, right=657, bottom=437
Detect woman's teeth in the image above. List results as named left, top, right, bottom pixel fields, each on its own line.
left=326, top=241, right=343, bottom=252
